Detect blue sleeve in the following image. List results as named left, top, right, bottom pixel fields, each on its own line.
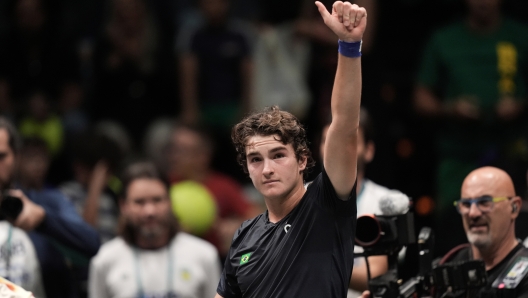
left=30, top=190, right=101, bottom=257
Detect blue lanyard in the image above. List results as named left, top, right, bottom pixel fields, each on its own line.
left=133, top=242, right=174, bottom=298
left=3, top=224, right=12, bottom=280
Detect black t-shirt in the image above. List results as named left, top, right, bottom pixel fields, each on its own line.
left=447, top=243, right=528, bottom=298
left=217, top=170, right=357, bottom=298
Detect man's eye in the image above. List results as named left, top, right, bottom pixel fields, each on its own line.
left=274, top=154, right=284, bottom=159
left=250, top=157, right=261, bottom=163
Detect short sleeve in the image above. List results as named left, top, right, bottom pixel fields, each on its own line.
left=317, top=169, right=357, bottom=218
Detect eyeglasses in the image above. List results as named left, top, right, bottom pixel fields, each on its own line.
left=453, top=196, right=512, bottom=214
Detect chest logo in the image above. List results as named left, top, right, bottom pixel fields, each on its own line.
left=284, top=224, right=291, bottom=233
left=240, top=253, right=252, bottom=265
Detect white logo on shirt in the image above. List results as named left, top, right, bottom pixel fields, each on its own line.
left=284, top=224, right=291, bottom=233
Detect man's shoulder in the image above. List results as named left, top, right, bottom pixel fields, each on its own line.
left=230, top=214, right=265, bottom=244
left=0, top=221, right=32, bottom=244
left=439, top=243, right=472, bottom=264
left=92, top=237, right=130, bottom=266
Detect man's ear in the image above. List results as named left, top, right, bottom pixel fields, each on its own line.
left=364, top=141, right=375, bottom=163
left=512, top=197, right=522, bottom=219
left=298, top=155, right=307, bottom=171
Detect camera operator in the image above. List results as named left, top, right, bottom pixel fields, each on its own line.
left=437, top=166, right=528, bottom=297
left=0, top=117, right=100, bottom=297
left=357, top=166, right=528, bottom=297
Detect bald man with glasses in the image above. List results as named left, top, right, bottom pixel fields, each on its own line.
left=440, top=166, right=528, bottom=297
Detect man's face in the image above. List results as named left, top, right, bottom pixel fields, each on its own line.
left=0, top=129, right=15, bottom=190
left=19, top=148, right=49, bottom=188
left=122, top=178, right=172, bottom=240
left=460, top=176, right=514, bottom=249
left=245, top=135, right=306, bottom=200
left=167, top=128, right=210, bottom=176
left=466, top=0, right=501, bottom=23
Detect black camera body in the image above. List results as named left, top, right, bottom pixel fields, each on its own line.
left=355, top=212, right=416, bottom=256
left=0, top=191, right=23, bottom=221
left=355, top=211, right=488, bottom=298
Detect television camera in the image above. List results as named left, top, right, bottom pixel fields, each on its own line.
left=355, top=208, right=488, bottom=298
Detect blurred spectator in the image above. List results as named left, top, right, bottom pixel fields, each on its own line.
left=91, top=0, right=177, bottom=149
left=0, top=0, right=81, bottom=109
left=58, top=81, right=89, bottom=140
left=166, top=123, right=261, bottom=259
left=0, top=116, right=100, bottom=298
left=413, top=0, right=528, bottom=256
left=0, top=138, right=47, bottom=297
left=177, top=0, right=252, bottom=127
left=176, top=0, right=253, bottom=181
left=59, top=129, right=123, bottom=244
left=18, top=90, right=64, bottom=157
left=142, top=117, right=174, bottom=175
left=89, top=161, right=220, bottom=298
left=16, top=137, right=50, bottom=191
left=0, top=221, right=46, bottom=297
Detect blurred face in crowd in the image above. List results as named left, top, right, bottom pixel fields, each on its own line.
left=168, top=128, right=211, bottom=178
left=121, top=178, right=172, bottom=245
left=15, top=0, right=45, bottom=32
left=200, top=0, right=229, bottom=24
left=18, top=146, right=49, bottom=189
left=466, top=0, right=501, bottom=25
left=0, top=129, right=15, bottom=190
left=28, top=93, right=50, bottom=122
left=460, top=167, right=519, bottom=250
left=319, top=125, right=373, bottom=176
left=113, top=0, right=146, bottom=35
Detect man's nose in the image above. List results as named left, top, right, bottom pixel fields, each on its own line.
left=468, top=202, right=482, bottom=217
left=143, top=202, right=157, bottom=216
left=262, top=158, right=274, bottom=176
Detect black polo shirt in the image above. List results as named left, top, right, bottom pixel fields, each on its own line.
left=217, top=170, right=357, bottom=298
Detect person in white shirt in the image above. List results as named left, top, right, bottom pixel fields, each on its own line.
left=0, top=222, right=45, bottom=298
left=88, top=161, right=221, bottom=298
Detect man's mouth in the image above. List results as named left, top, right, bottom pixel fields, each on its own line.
left=263, top=180, right=278, bottom=185
left=468, top=222, right=488, bottom=232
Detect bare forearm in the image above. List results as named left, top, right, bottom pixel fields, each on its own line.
left=350, top=255, right=388, bottom=291
left=83, top=185, right=103, bottom=226
left=331, top=54, right=362, bottom=126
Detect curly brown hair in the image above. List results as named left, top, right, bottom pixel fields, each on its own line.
left=231, top=106, right=315, bottom=178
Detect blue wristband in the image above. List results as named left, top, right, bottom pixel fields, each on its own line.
left=338, top=40, right=362, bottom=58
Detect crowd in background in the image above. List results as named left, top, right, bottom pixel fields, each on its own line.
left=0, top=0, right=527, bottom=297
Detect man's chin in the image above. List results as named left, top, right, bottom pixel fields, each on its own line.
left=139, top=225, right=166, bottom=238
left=466, top=232, right=491, bottom=248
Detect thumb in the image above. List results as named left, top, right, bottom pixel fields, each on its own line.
left=315, top=1, right=331, bottom=21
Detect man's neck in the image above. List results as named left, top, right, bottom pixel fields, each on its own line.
left=472, top=235, right=518, bottom=270
left=265, top=182, right=306, bottom=223
left=467, top=14, right=501, bottom=34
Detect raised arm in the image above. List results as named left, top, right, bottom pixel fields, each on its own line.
left=315, top=1, right=366, bottom=198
